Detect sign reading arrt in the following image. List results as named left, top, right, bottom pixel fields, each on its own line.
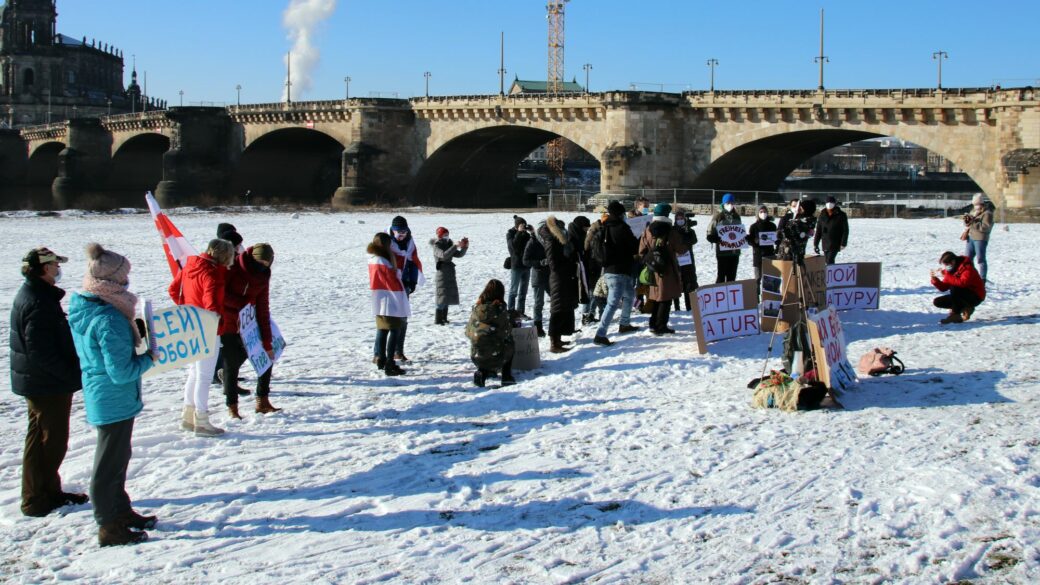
left=142, top=302, right=221, bottom=379
left=511, top=326, right=542, bottom=371
left=693, top=279, right=760, bottom=354
left=825, top=262, right=882, bottom=310
left=716, top=224, right=749, bottom=251
left=239, top=304, right=287, bottom=376
left=806, top=306, right=857, bottom=392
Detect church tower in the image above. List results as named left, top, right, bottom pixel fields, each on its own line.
left=0, top=0, right=58, bottom=54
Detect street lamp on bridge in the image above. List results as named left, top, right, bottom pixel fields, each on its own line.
left=706, top=58, right=719, bottom=92
left=179, top=90, right=184, bottom=106
left=424, top=71, right=431, bottom=99
left=236, top=84, right=242, bottom=106
left=45, top=88, right=51, bottom=124
left=344, top=76, right=351, bottom=100
left=932, top=50, right=949, bottom=90
left=583, top=63, right=592, bottom=94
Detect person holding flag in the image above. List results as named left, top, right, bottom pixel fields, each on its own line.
left=368, top=233, right=409, bottom=376
left=386, top=216, right=423, bottom=362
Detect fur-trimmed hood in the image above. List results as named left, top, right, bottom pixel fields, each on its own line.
left=543, top=215, right=568, bottom=245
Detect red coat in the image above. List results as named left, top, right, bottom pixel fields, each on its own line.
left=931, top=256, right=986, bottom=301
left=168, top=254, right=227, bottom=315
left=220, top=248, right=272, bottom=350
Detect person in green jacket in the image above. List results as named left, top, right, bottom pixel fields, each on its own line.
left=465, top=279, right=516, bottom=388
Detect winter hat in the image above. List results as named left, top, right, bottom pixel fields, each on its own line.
left=85, top=243, right=131, bottom=284
left=251, top=243, right=274, bottom=264
left=607, top=200, right=626, bottom=217
left=653, top=202, right=672, bottom=217
left=435, top=226, right=449, bottom=239
left=572, top=216, right=591, bottom=229
left=390, top=216, right=409, bottom=232
left=972, top=193, right=984, bottom=205
left=721, top=193, right=735, bottom=205
left=22, top=246, right=68, bottom=269
left=513, top=215, right=527, bottom=228
left=825, top=195, right=837, bottom=204
left=758, top=205, right=768, bottom=213
left=217, top=223, right=243, bottom=247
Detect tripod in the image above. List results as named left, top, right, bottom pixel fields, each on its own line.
left=759, top=251, right=822, bottom=383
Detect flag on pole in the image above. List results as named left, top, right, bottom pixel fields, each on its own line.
left=145, top=191, right=197, bottom=277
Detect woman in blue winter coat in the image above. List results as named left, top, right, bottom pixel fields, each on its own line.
left=68, top=243, right=156, bottom=547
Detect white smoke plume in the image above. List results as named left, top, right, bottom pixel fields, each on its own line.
left=282, top=0, right=338, bottom=101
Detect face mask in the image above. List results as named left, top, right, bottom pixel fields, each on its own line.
left=826, top=203, right=835, bottom=210
left=758, top=212, right=767, bottom=220
left=53, top=267, right=63, bottom=283
left=642, top=208, right=650, bottom=216
left=675, top=219, right=685, bottom=226
left=394, top=231, right=408, bottom=242
left=724, top=204, right=734, bottom=212
left=943, top=265, right=954, bottom=272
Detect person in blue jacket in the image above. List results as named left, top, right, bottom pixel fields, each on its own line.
left=68, top=243, right=156, bottom=547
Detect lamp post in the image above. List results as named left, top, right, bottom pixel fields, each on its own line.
left=424, top=71, right=431, bottom=99
left=706, top=58, right=719, bottom=92
left=179, top=90, right=184, bottom=106
left=583, top=63, right=592, bottom=94
left=45, top=88, right=51, bottom=123
left=814, top=8, right=828, bottom=91
left=932, top=50, right=948, bottom=90
left=236, top=84, right=242, bottom=106
left=344, top=76, right=351, bottom=100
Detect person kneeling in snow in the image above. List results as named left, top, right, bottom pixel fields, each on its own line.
left=465, top=279, right=516, bottom=388
left=930, top=250, right=986, bottom=324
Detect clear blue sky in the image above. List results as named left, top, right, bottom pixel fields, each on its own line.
left=55, top=0, right=1039, bottom=105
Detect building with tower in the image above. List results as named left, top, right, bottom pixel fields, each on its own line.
left=0, top=0, right=161, bottom=128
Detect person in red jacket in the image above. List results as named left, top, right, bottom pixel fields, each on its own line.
left=168, top=239, right=235, bottom=436
left=221, top=243, right=281, bottom=419
left=930, top=250, right=986, bottom=324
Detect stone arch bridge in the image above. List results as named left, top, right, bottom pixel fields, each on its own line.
left=0, top=88, right=1037, bottom=209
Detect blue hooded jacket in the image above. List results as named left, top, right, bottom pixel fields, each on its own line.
left=67, top=292, right=153, bottom=426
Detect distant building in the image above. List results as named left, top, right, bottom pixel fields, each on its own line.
left=0, top=0, right=161, bottom=127
left=797, top=138, right=962, bottom=175
left=509, top=76, right=584, bottom=95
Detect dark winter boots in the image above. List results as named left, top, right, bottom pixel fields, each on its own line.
left=549, top=334, right=572, bottom=353
left=940, top=310, right=964, bottom=325
left=434, top=308, right=450, bottom=325
left=227, top=404, right=242, bottom=420
left=256, top=395, right=281, bottom=414
left=123, top=510, right=158, bottom=530
left=99, top=522, right=148, bottom=547
left=534, top=321, right=546, bottom=337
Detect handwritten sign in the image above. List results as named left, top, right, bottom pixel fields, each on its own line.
left=511, top=326, right=541, bottom=371
left=716, top=224, right=748, bottom=250
left=626, top=215, right=652, bottom=238
left=824, top=263, right=882, bottom=311
left=677, top=251, right=693, bottom=267
left=239, top=305, right=287, bottom=376
left=758, top=231, right=778, bottom=246
left=807, top=306, right=857, bottom=392
left=142, top=303, right=220, bottom=379
left=693, top=280, right=760, bottom=354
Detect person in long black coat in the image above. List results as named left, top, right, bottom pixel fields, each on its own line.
left=814, top=196, right=849, bottom=265
left=539, top=215, right=579, bottom=353
left=9, top=247, right=87, bottom=517
left=523, top=225, right=549, bottom=337
left=567, top=216, right=597, bottom=324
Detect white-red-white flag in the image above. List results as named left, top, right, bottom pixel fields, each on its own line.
left=145, top=191, right=197, bottom=277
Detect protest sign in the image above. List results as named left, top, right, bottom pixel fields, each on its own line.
left=758, top=231, right=778, bottom=246
left=626, top=215, right=652, bottom=238
left=693, top=279, right=760, bottom=354
left=807, top=306, right=857, bottom=392
left=677, top=251, right=693, bottom=267
left=239, top=304, right=287, bottom=376
left=142, top=303, right=220, bottom=379
left=759, top=256, right=828, bottom=332
left=716, top=224, right=749, bottom=250
left=511, top=326, right=542, bottom=371
left=825, top=262, right=882, bottom=310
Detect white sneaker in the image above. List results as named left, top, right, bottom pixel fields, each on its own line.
left=181, top=405, right=195, bottom=431
left=193, top=411, right=225, bottom=437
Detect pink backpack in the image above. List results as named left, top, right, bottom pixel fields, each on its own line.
left=857, top=347, right=905, bottom=377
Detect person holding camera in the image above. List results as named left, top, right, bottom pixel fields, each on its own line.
left=962, top=193, right=993, bottom=282
left=671, top=209, right=698, bottom=311
left=430, top=227, right=468, bottom=325
left=776, top=198, right=818, bottom=262
left=706, top=193, right=743, bottom=283
left=505, top=216, right=532, bottom=319
left=814, top=196, right=849, bottom=265
left=930, top=250, right=986, bottom=324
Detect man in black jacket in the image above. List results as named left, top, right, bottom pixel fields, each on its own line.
left=9, top=247, right=87, bottom=517
left=506, top=216, right=532, bottom=319
left=593, top=201, right=642, bottom=345
left=814, top=196, right=850, bottom=265
left=747, top=205, right=778, bottom=296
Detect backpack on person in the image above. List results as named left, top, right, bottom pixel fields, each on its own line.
left=638, top=237, right=668, bottom=286
left=590, top=225, right=609, bottom=266
left=857, top=347, right=905, bottom=376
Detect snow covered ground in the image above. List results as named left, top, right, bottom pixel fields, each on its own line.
left=1, top=209, right=1038, bottom=584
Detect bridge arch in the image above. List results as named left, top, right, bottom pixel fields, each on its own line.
left=696, top=122, right=999, bottom=203
left=229, top=127, right=345, bottom=203
left=26, top=141, right=65, bottom=188
left=411, top=124, right=601, bottom=207
left=108, top=133, right=170, bottom=199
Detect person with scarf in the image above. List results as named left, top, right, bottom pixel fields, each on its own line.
left=962, top=192, right=994, bottom=281
left=67, top=243, right=156, bottom=547
left=430, top=227, right=468, bottom=325
left=387, top=216, right=424, bottom=362
left=465, top=279, right=516, bottom=387
left=369, top=233, right=409, bottom=376
left=639, top=203, right=686, bottom=334
left=930, top=250, right=986, bottom=324
left=168, top=238, right=235, bottom=436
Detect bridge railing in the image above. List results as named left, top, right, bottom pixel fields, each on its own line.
left=548, top=188, right=981, bottom=218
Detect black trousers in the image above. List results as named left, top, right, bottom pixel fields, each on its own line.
left=21, top=393, right=72, bottom=515
left=824, top=248, right=840, bottom=265
left=91, top=417, right=134, bottom=526
left=934, top=288, right=982, bottom=313
left=672, top=292, right=692, bottom=311
left=716, top=255, right=739, bottom=283
left=649, top=298, right=673, bottom=331
left=221, top=333, right=272, bottom=405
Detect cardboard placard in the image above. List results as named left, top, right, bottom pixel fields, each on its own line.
left=758, top=231, right=778, bottom=246
left=825, top=263, right=882, bottom=310
left=239, top=304, right=287, bottom=376
left=759, top=256, right=828, bottom=332
left=142, top=303, right=221, bottom=379
left=693, top=279, right=760, bottom=354
left=677, top=251, right=693, bottom=267
left=806, top=306, right=856, bottom=392
left=626, top=215, right=652, bottom=238
left=511, top=326, right=541, bottom=371
left=716, top=224, right=748, bottom=250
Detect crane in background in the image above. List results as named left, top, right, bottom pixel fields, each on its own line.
left=545, top=0, right=569, bottom=187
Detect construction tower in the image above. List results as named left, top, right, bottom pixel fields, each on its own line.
left=545, top=1, right=568, bottom=189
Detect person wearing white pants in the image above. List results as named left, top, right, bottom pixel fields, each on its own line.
left=167, top=239, right=236, bottom=437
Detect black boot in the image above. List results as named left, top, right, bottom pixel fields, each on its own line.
left=473, top=370, right=487, bottom=387
left=535, top=321, right=546, bottom=337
